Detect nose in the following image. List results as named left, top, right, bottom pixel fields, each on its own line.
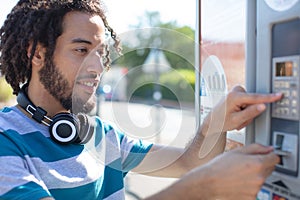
left=84, top=51, right=105, bottom=75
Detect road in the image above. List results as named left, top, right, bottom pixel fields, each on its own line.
left=98, top=101, right=196, bottom=148
left=97, top=101, right=196, bottom=199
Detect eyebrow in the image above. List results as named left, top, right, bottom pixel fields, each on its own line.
left=71, top=38, right=92, bottom=45
left=71, top=38, right=105, bottom=48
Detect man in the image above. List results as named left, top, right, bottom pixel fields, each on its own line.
left=0, top=0, right=282, bottom=200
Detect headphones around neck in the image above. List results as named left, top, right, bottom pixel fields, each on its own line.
left=17, top=84, right=94, bottom=144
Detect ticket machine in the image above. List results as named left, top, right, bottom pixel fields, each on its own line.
left=246, top=1, right=300, bottom=199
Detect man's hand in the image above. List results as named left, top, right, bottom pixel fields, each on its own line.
left=204, top=85, right=283, bottom=135
left=135, top=86, right=283, bottom=178
left=162, top=144, right=279, bottom=200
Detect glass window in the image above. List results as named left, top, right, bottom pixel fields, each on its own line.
left=200, top=0, right=247, bottom=150
left=98, top=0, right=197, bottom=199
left=98, top=0, right=197, bottom=148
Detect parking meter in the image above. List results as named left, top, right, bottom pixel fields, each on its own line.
left=246, top=1, right=300, bottom=199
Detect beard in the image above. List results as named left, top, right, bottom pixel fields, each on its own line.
left=72, top=93, right=96, bottom=114
left=38, top=58, right=96, bottom=114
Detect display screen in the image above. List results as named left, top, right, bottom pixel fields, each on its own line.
left=276, top=61, right=293, bottom=77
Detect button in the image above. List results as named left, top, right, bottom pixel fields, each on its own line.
left=292, top=109, right=297, bottom=116
left=277, top=101, right=284, bottom=106
left=284, top=91, right=290, bottom=97
left=292, top=90, right=297, bottom=97
left=292, top=100, right=297, bottom=107
left=294, top=70, right=298, bottom=77
left=284, top=82, right=290, bottom=88
left=283, top=108, right=290, bottom=115
left=284, top=99, right=290, bottom=106
left=274, top=81, right=280, bottom=88
left=274, top=108, right=281, bottom=115
left=278, top=108, right=282, bottom=114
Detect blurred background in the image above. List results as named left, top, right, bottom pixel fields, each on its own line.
left=0, top=0, right=246, bottom=199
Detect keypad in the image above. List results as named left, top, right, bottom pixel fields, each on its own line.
left=272, top=80, right=299, bottom=120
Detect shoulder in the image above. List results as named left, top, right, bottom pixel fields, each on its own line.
left=95, top=117, right=124, bottom=138
left=0, top=106, right=19, bottom=130
left=0, top=106, right=15, bottom=114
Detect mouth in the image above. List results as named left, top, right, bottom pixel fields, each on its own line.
left=77, top=80, right=99, bottom=94
left=82, top=81, right=97, bottom=87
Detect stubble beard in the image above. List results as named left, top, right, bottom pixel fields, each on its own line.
left=39, top=59, right=96, bottom=114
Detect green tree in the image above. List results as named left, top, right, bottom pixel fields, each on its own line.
left=111, top=11, right=196, bottom=104
left=0, top=77, right=13, bottom=102
left=114, top=11, right=195, bottom=69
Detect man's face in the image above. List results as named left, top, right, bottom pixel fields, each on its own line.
left=39, top=11, right=106, bottom=113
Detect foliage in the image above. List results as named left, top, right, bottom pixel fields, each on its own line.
left=114, top=11, right=195, bottom=70
left=131, top=69, right=195, bottom=102
left=160, top=69, right=195, bottom=102
left=0, top=77, right=13, bottom=102
left=113, top=11, right=196, bottom=103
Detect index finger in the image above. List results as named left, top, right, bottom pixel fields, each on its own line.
left=235, top=143, right=274, bottom=154
left=235, top=92, right=283, bottom=105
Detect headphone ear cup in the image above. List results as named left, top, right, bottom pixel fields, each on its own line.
left=49, top=113, right=80, bottom=144
left=76, top=113, right=95, bottom=144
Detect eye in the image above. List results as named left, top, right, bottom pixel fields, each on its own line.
left=75, top=48, right=88, bottom=54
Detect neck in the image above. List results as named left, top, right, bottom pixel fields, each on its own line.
left=27, top=83, right=69, bottom=117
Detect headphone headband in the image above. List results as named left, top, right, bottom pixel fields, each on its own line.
left=17, top=84, right=52, bottom=126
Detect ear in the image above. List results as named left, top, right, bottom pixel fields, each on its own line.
left=27, top=42, right=46, bottom=67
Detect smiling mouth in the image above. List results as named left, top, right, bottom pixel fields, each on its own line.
left=75, top=80, right=99, bottom=95
left=82, top=81, right=97, bottom=87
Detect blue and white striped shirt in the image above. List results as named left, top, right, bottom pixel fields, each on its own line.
left=0, top=106, right=152, bottom=200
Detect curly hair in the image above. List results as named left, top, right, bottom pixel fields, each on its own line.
left=0, top=0, right=122, bottom=95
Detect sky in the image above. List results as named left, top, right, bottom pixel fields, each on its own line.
left=201, top=0, right=246, bottom=42
left=0, top=0, right=196, bottom=33
left=102, top=0, right=197, bottom=33
left=0, top=0, right=245, bottom=42
left=0, top=0, right=19, bottom=25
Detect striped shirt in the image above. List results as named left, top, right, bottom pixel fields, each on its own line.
left=0, top=106, right=152, bottom=200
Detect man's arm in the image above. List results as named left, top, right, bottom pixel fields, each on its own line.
left=133, top=86, right=282, bottom=177
left=145, top=144, right=280, bottom=200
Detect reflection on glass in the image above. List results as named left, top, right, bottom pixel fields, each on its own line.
left=201, top=0, right=246, bottom=147
left=95, top=0, right=197, bottom=148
